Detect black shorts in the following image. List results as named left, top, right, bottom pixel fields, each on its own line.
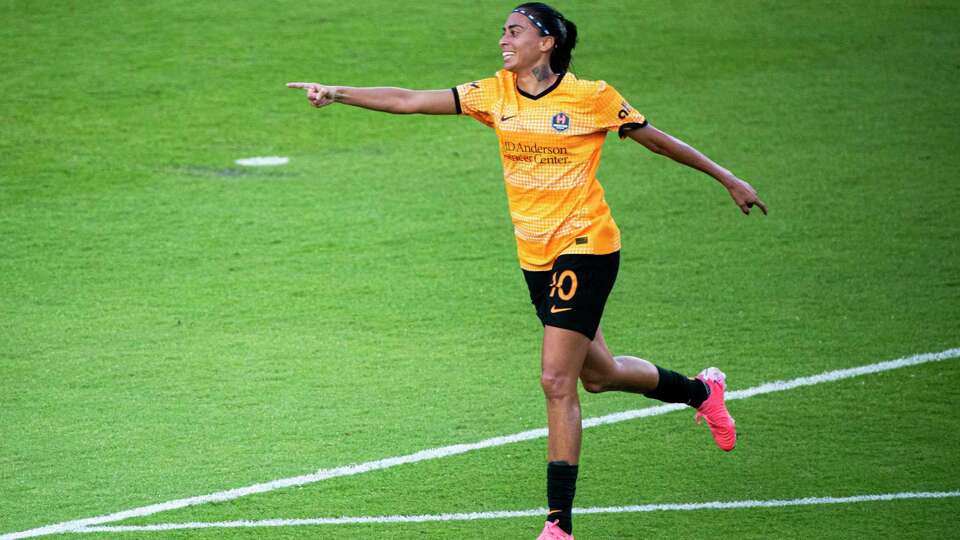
left=522, top=251, right=620, bottom=341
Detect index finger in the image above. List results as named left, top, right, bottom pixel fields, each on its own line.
left=755, top=198, right=768, bottom=215
left=286, top=82, right=315, bottom=89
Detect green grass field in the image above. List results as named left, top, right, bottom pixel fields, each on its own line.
left=2, top=1, right=959, bottom=538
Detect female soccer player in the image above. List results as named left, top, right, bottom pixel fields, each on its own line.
left=288, top=3, right=766, bottom=538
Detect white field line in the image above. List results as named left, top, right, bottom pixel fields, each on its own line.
left=3, top=347, right=959, bottom=539
left=234, top=156, right=289, bottom=166
left=74, top=490, right=960, bottom=533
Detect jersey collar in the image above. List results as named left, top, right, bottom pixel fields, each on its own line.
left=517, top=71, right=566, bottom=101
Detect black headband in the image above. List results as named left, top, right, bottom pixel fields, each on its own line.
left=512, top=8, right=550, bottom=36
left=512, top=7, right=567, bottom=47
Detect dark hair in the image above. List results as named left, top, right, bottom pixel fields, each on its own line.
left=514, top=2, right=578, bottom=73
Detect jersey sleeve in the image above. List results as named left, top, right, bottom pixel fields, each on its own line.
left=592, top=81, right=648, bottom=139
left=452, top=77, right=498, bottom=128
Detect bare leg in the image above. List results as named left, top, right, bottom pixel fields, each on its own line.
left=541, top=325, right=592, bottom=463
left=579, top=326, right=660, bottom=394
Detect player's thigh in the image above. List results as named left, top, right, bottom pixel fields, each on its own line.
left=541, top=325, right=591, bottom=380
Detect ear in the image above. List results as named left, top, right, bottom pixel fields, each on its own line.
left=538, top=35, right=556, bottom=52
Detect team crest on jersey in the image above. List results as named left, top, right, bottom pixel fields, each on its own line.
left=551, top=112, right=570, bottom=132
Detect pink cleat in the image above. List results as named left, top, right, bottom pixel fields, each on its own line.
left=536, top=520, right=574, bottom=540
left=694, top=367, right=737, bottom=451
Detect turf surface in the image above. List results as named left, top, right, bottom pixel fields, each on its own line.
left=2, top=1, right=959, bottom=538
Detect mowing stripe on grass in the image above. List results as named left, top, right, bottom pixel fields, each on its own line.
left=72, top=490, right=960, bottom=533
left=4, top=347, right=959, bottom=539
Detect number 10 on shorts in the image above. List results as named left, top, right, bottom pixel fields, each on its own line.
left=549, top=270, right=578, bottom=301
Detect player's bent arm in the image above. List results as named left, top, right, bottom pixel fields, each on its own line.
left=287, top=83, right=457, bottom=115
left=626, top=124, right=768, bottom=215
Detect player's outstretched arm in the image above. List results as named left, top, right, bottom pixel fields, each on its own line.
left=286, top=83, right=457, bottom=115
left=626, top=124, right=768, bottom=216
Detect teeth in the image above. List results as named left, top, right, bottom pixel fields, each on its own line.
left=502, top=52, right=514, bottom=59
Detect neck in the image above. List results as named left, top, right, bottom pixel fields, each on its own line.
left=517, top=62, right=558, bottom=96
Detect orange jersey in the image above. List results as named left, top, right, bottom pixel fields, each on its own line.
left=454, top=70, right=647, bottom=271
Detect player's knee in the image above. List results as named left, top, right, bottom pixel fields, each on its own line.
left=540, top=371, right=577, bottom=400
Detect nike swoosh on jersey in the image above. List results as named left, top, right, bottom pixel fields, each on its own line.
left=550, top=306, right=573, bottom=313
left=500, top=115, right=517, bottom=122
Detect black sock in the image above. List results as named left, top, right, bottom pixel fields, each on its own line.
left=643, top=365, right=710, bottom=408
left=546, top=461, right=578, bottom=534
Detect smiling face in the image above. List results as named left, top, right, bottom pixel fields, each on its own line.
left=499, top=12, right=554, bottom=73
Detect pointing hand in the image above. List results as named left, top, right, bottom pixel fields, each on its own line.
left=725, top=176, right=768, bottom=216
left=286, top=82, right=337, bottom=108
